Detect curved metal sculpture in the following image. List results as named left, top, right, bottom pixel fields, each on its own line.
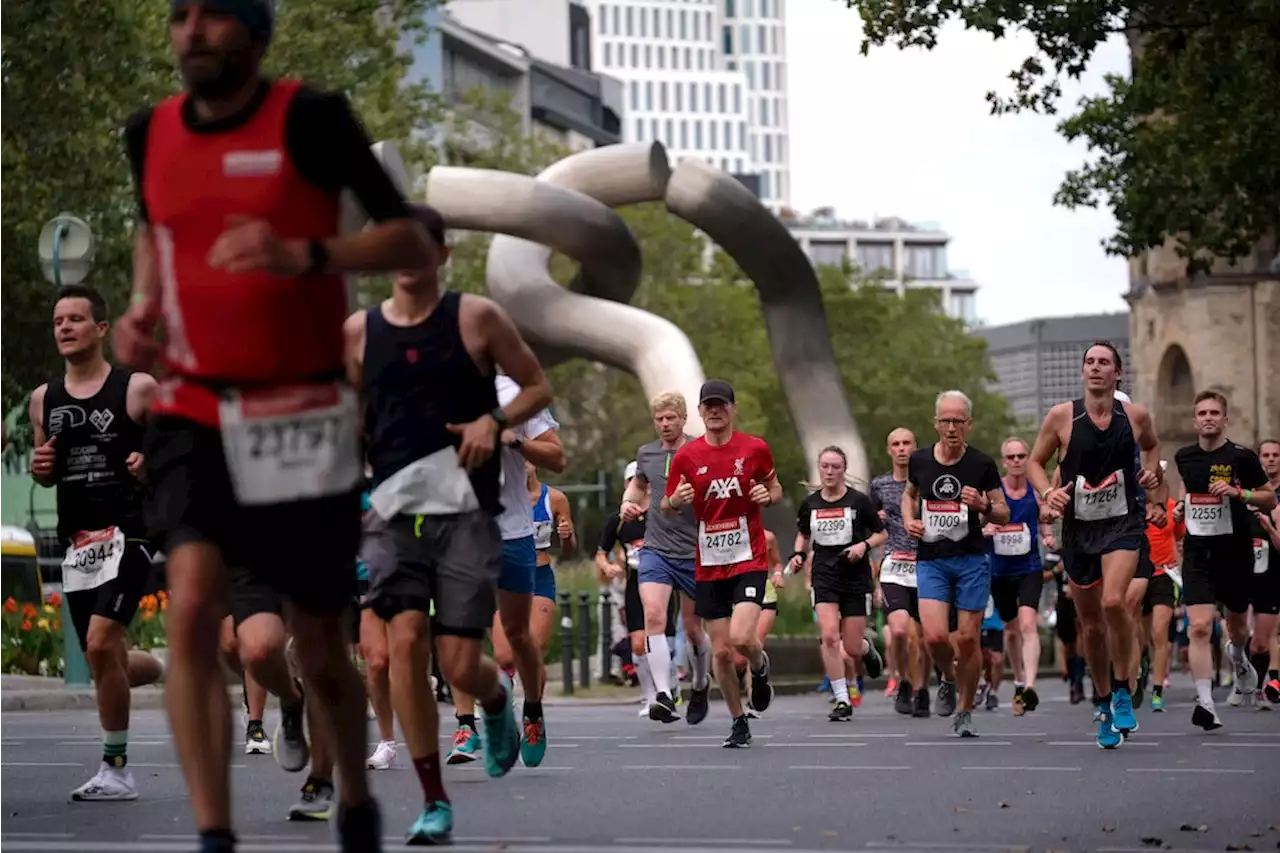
left=423, top=141, right=868, bottom=485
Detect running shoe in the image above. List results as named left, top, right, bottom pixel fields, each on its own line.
left=1150, top=692, right=1165, bottom=713
left=638, top=698, right=651, bottom=717
left=649, top=691, right=681, bottom=723
left=722, top=715, right=752, bottom=748
left=894, top=679, right=915, bottom=716
left=952, top=710, right=977, bottom=738
left=1265, top=676, right=1280, bottom=704
left=1232, top=646, right=1260, bottom=694
left=848, top=682, right=862, bottom=708
left=829, top=700, right=853, bottom=722
left=749, top=652, right=774, bottom=713
left=70, top=762, right=138, bottom=802
left=273, top=681, right=310, bottom=773
left=913, top=686, right=931, bottom=718
left=482, top=673, right=521, bottom=778
left=861, top=639, right=884, bottom=679
left=1011, top=689, right=1025, bottom=717
left=975, top=681, right=990, bottom=710
left=367, top=739, right=397, bottom=770
left=1022, top=686, right=1040, bottom=712
left=936, top=680, right=957, bottom=717
left=1096, top=709, right=1122, bottom=750
left=985, top=690, right=999, bottom=712
left=445, top=727, right=479, bottom=765
left=1111, top=687, right=1138, bottom=734
left=884, top=677, right=899, bottom=699
left=1069, top=679, right=1085, bottom=705
left=816, top=675, right=832, bottom=694
left=686, top=686, right=710, bottom=726
left=1254, top=689, right=1271, bottom=710
left=1191, top=699, right=1223, bottom=731
left=520, top=716, right=547, bottom=768
left=1227, top=682, right=1249, bottom=707
left=1134, top=655, right=1150, bottom=709
left=287, top=777, right=334, bottom=822
left=406, top=801, right=453, bottom=845
left=245, top=720, right=271, bottom=755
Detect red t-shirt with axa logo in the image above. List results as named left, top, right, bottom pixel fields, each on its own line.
left=666, top=431, right=775, bottom=581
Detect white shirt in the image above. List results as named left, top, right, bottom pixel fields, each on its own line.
left=495, top=375, right=560, bottom=541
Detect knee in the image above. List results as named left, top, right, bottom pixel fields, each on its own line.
left=953, top=628, right=979, bottom=658
left=712, top=645, right=735, bottom=673
left=1101, top=592, right=1128, bottom=618
left=387, top=622, right=427, bottom=669
left=84, top=625, right=121, bottom=669
left=363, top=645, right=389, bottom=677
left=1188, top=619, right=1213, bottom=642
left=821, top=630, right=841, bottom=652
left=922, top=627, right=950, bottom=649
left=1249, top=633, right=1270, bottom=654
left=237, top=633, right=282, bottom=672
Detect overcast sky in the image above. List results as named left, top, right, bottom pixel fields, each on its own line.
left=785, top=4, right=1133, bottom=327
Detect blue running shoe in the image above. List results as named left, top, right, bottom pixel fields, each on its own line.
left=1111, top=687, right=1138, bottom=734
left=1096, top=710, right=1122, bottom=750
left=816, top=675, right=832, bottom=693
left=482, top=671, right=520, bottom=778
left=407, top=801, right=452, bottom=845
left=520, top=715, right=547, bottom=768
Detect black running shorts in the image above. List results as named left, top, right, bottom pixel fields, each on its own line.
left=881, top=583, right=919, bottom=621
left=695, top=571, right=768, bottom=621
left=990, top=571, right=1044, bottom=623
left=1142, top=572, right=1177, bottom=614
left=1182, top=538, right=1253, bottom=614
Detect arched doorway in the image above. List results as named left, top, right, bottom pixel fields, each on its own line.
left=1156, top=344, right=1195, bottom=439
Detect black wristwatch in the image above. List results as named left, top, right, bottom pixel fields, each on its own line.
left=306, top=239, right=330, bottom=274
left=508, top=436, right=524, bottom=450
left=790, top=550, right=806, bottom=565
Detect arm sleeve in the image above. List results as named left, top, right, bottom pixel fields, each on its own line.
left=123, top=108, right=154, bottom=223
left=285, top=88, right=409, bottom=222
left=796, top=496, right=811, bottom=536
left=598, top=513, right=622, bottom=553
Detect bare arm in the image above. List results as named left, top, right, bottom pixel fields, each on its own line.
left=550, top=489, right=577, bottom=556
left=765, top=532, right=783, bottom=573
left=476, top=298, right=553, bottom=429
left=1130, top=403, right=1168, bottom=503
left=865, top=529, right=889, bottom=551
left=125, top=372, right=158, bottom=424
left=130, top=226, right=161, bottom=308
left=342, top=311, right=366, bottom=391
left=28, top=385, right=54, bottom=487
left=513, top=427, right=566, bottom=474
left=983, top=488, right=1011, bottom=525
left=1027, top=406, right=1065, bottom=500
left=622, top=473, right=648, bottom=507
left=763, top=471, right=784, bottom=506
left=901, top=483, right=919, bottom=525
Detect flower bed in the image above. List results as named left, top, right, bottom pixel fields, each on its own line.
left=2, top=590, right=169, bottom=676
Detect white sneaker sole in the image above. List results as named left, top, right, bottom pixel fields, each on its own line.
left=245, top=741, right=272, bottom=755
left=72, top=789, right=139, bottom=802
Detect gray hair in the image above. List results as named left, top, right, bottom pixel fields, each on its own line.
left=935, top=390, right=973, bottom=418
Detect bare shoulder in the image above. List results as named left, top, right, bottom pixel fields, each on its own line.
left=127, top=371, right=158, bottom=394
left=343, top=308, right=368, bottom=339
left=1045, top=401, right=1072, bottom=425
left=1124, top=400, right=1153, bottom=426
left=28, top=383, right=48, bottom=422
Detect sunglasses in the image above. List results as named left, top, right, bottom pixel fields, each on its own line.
left=1004, top=453, right=1028, bottom=460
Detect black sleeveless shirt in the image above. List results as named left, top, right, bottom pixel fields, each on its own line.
left=362, top=291, right=502, bottom=515
left=42, top=366, right=146, bottom=542
left=1059, top=397, right=1144, bottom=549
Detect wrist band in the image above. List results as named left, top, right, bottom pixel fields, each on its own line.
left=130, top=292, right=150, bottom=307
left=1242, top=489, right=1253, bottom=503
left=790, top=550, right=805, bottom=564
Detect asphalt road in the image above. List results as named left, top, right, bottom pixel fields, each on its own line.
left=1, top=679, right=1277, bottom=853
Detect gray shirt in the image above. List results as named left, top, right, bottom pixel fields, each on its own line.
left=634, top=437, right=697, bottom=560
left=870, top=473, right=918, bottom=556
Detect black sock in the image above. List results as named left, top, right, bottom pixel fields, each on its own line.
left=1250, top=651, right=1269, bottom=681
left=523, top=700, right=543, bottom=721
left=456, top=714, right=477, bottom=733
left=198, top=828, right=236, bottom=853
left=1111, top=675, right=1128, bottom=695
left=1096, top=692, right=1112, bottom=708
left=1152, top=684, right=1163, bottom=697
left=1270, top=669, right=1279, bottom=682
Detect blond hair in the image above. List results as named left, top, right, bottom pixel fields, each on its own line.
left=1001, top=436, right=1029, bottom=456
left=650, top=391, right=687, bottom=418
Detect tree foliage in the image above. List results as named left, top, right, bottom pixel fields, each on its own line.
left=841, top=0, right=1280, bottom=271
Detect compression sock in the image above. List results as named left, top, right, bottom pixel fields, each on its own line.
left=522, top=700, right=543, bottom=721
left=647, top=634, right=673, bottom=696
left=1250, top=651, right=1269, bottom=682
left=103, top=730, right=128, bottom=768
left=635, top=653, right=657, bottom=705
left=1195, top=678, right=1215, bottom=707
left=412, top=753, right=450, bottom=804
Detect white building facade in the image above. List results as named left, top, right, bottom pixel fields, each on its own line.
left=719, top=0, right=789, bottom=209
left=785, top=214, right=980, bottom=326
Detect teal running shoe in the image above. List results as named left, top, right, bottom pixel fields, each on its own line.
left=445, top=726, right=480, bottom=765
left=482, top=672, right=520, bottom=778
left=1096, top=709, right=1122, bottom=750
left=407, top=801, right=452, bottom=845
left=520, top=715, right=547, bottom=768
left=1111, top=687, right=1138, bottom=734
left=1151, top=692, right=1165, bottom=713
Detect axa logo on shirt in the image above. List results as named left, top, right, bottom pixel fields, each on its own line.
left=933, top=474, right=961, bottom=499
left=705, top=476, right=744, bottom=501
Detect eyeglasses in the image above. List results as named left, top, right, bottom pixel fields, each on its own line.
left=935, top=418, right=968, bottom=427
left=1004, top=453, right=1027, bottom=460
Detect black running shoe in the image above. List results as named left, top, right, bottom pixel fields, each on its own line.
left=722, top=715, right=752, bottom=748
left=686, top=686, right=710, bottom=726
left=913, top=686, right=931, bottom=718
left=648, top=691, right=680, bottom=723
left=829, top=700, right=853, bottom=722
left=894, top=679, right=915, bottom=716
left=1022, top=685, right=1039, bottom=712
left=749, top=652, right=774, bottom=714
left=861, top=636, right=884, bottom=680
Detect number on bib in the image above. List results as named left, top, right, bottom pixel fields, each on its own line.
left=61, top=527, right=126, bottom=594
left=922, top=500, right=967, bottom=543
left=811, top=507, right=853, bottom=547
left=1184, top=494, right=1233, bottom=538
left=1073, top=471, right=1128, bottom=522
left=880, top=551, right=917, bottom=589
left=699, top=517, right=753, bottom=566
left=992, top=523, right=1032, bottom=557
left=1254, top=538, right=1270, bottom=576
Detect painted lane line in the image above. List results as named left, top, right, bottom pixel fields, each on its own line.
left=621, top=764, right=742, bottom=770
left=903, top=741, right=1012, bottom=747
left=864, top=843, right=1030, bottom=852
left=615, top=838, right=792, bottom=847
left=806, top=733, right=905, bottom=739
left=617, top=743, right=724, bottom=749
left=766, top=742, right=867, bottom=748
left=961, top=766, right=1081, bottom=772
left=1126, top=767, right=1254, bottom=774
left=1199, top=741, right=1280, bottom=748
left=1046, top=741, right=1159, bottom=747
left=672, top=734, right=774, bottom=740
left=55, top=740, right=166, bottom=747
left=789, top=765, right=912, bottom=771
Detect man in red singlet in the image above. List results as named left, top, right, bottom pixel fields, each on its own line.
left=664, top=380, right=783, bottom=748
left=113, top=3, right=431, bottom=852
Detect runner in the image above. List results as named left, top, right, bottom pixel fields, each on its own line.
left=1171, top=391, right=1275, bottom=727
left=446, top=373, right=565, bottom=768
left=1251, top=439, right=1280, bottom=705
left=664, top=379, right=781, bottom=746
left=737, top=529, right=786, bottom=718
left=28, top=284, right=162, bottom=802
left=1143, top=492, right=1184, bottom=712
left=904, top=391, right=1008, bottom=737
left=1027, top=342, right=1164, bottom=749
left=789, top=446, right=887, bottom=721
left=871, top=428, right=930, bottom=717
left=1047, top=552, right=1087, bottom=704
left=348, top=203, right=553, bottom=842
left=977, top=594, right=1004, bottom=711
left=621, top=392, right=712, bottom=725
left=359, top=482, right=399, bottom=772
left=984, top=437, right=1051, bottom=717
left=116, top=3, right=434, bottom=848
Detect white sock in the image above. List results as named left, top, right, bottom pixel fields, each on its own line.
left=635, top=653, right=657, bottom=705
left=1195, top=678, right=1215, bottom=707
left=691, top=634, right=712, bottom=691
left=832, top=677, right=848, bottom=701
left=648, top=634, right=672, bottom=696
left=670, top=655, right=679, bottom=693
left=1229, top=643, right=1245, bottom=664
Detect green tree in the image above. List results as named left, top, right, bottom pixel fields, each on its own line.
left=840, top=0, right=1280, bottom=271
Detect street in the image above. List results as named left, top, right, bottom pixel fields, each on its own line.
left=1, top=680, right=1277, bottom=853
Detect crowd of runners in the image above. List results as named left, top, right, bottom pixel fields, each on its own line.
left=18, top=2, right=1280, bottom=851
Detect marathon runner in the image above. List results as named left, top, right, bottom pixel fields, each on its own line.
left=904, top=391, right=1008, bottom=737
left=1047, top=553, right=1087, bottom=704
left=977, top=594, right=1005, bottom=711
left=871, top=428, right=931, bottom=717
left=984, top=437, right=1051, bottom=717
left=28, top=284, right=162, bottom=802
left=348, top=203, right=553, bottom=842
left=737, top=530, right=787, bottom=718
left=117, top=2, right=434, bottom=848
left=1143, top=491, right=1184, bottom=712
left=1252, top=439, right=1280, bottom=705
left=1027, top=342, right=1163, bottom=749
left=1171, top=391, right=1275, bottom=726
left=789, top=446, right=887, bottom=721
left=446, top=374, right=565, bottom=767
left=664, top=379, right=780, bottom=746
left=621, top=392, right=712, bottom=725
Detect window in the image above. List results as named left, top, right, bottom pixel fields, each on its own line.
left=758, top=25, right=766, bottom=52
left=705, top=11, right=713, bottom=39
left=651, top=118, right=659, bottom=140
left=640, top=9, right=647, bottom=36
left=808, top=241, right=846, bottom=267
left=740, top=24, right=750, bottom=54
left=695, top=121, right=703, bottom=148
left=778, top=135, right=786, bottom=161
left=690, top=82, right=698, bottom=112
left=684, top=47, right=692, bottom=66
left=697, top=50, right=706, bottom=69
left=604, top=43, right=612, bottom=66
left=636, top=118, right=645, bottom=140
left=630, top=80, right=639, bottom=111
left=667, top=10, right=674, bottom=39
left=710, top=121, right=718, bottom=150
left=777, top=97, right=786, bottom=126
left=723, top=25, right=732, bottom=54
left=693, top=10, right=701, bottom=40
left=734, top=86, right=741, bottom=113
left=763, top=135, right=772, bottom=162
left=759, top=98, right=768, bottom=125
left=625, top=6, right=633, bottom=35
left=950, top=291, right=978, bottom=325
left=760, top=0, right=770, bottom=15
left=660, top=82, right=668, bottom=111
left=727, top=59, right=737, bottom=70
left=646, top=81, right=653, bottom=110
left=611, top=5, right=619, bottom=35
left=856, top=243, right=895, bottom=275
left=653, top=8, right=661, bottom=36
left=735, top=157, right=743, bottom=172
left=657, top=46, right=665, bottom=68
left=745, top=60, right=755, bottom=88
left=680, top=119, right=689, bottom=148
left=777, top=170, right=786, bottom=202
left=726, top=0, right=736, bottom=18
left=680, top=10, right=688, bottom=38
left=905, top=244, right=948, bottom=279
left=666, top=119, right=674, bottom=143
left=645, top=45, right=652, bottom=67
left=599, top=4, right=608, bottom=34
left=745, top=0, right=754, bottom=15
left=761, top=170, right=771, bottom=200
left=675, top=84, right=683, bottom=111
left=762, top=62, right=771, bottom=90
left=718, top=83, right=727, bottom=112
left=772, top=26, right=779, bottom=54
left=776, top=63, right=785, bottom=91
left=704, top=82, right=712, bottom=110
left=739, top=121, right=746, bottom=148
left=750, top=133, right=757, bottom=159
left=630, top=44, right=638, bottom=66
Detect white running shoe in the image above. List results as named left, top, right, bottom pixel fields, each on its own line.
left=1227, top=683, right=1249, bottom=707
left=1235, top=652, right=1259, bottom=694
left=638, top=700, right=651, bottom=718
left=366, top=740, right=397, bottom=770
left=71, top=762, right=139, bottom=802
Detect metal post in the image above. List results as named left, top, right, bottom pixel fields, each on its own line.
left=60, top=592, right=91, bottom=686
left=558, top=592, right=574, bottom=695
left=577, top=591, right=591, bottom=688
left=599, top=588, right=613, bottom=683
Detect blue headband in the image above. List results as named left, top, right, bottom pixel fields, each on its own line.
left=172, top=0, right=274, bottom=45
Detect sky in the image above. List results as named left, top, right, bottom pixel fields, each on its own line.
left=785, top=3, right=1133, bottom=328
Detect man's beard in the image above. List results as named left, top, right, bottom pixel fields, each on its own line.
left=183, top=52, right=253, bottom=100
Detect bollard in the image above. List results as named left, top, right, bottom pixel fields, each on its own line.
left=577, top=591, right=591, bottom=688
left=599, top=589, right=613, bottom=683
left=558, top=592, right=574, bottom=695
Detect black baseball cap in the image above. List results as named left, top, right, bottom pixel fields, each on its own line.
left=408, top=203, right=447, bottom=246
left=699, top=379, right=735, bottom=405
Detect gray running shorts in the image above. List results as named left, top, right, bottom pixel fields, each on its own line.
left=366, top=511, right=503, bottom=639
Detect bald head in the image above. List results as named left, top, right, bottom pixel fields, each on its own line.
left=887, top=427, right=916, bottom=468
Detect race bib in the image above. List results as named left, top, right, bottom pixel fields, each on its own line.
left=534, top=520, right=554, bottom=550
left=699, top=517, right=753, bottom=566
left=219, top=382, right=362, bottom=506
left=61, top=527, right=125, bottom=594
left=922, top=500, right=967, bottom=543
left=1254, top=538, right=1270, bottom=575
left=811, top=507, right=853, bottom=547
left=880, top=551, right=917, bottom=588
left=1073, top=471, right=1128, bottom=522
left=1184, top=493, right=1233, bottom=537
left=992, top=523, right=1031, bottom=556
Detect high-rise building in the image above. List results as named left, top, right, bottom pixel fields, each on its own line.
left=718, top=0, right=790, bottom=209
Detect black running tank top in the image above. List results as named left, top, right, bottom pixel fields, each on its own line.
left=361, top=292, right=502, bottom=515
left=1058, top=397, right=1142, bottom=541
left=42, top=366, right=146, bottom=542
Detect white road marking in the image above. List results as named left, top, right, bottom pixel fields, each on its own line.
left=806, top=733, right=906, bottom=739
left=55, top=741, right=166, bottom=746
left=789, top=765, right=912, bottom=771
left=1046, top=741, right=1159, bottom=747
left=615, top=838, right=792, bottom=847
left=961, top=766, right=1081, bottom=772
left=864, top=843, right=1030, bottom=852
left=1, top=762, right=83, bottom=767
left=671, top=734, right=774, bottom=739
left=1199, top=741, right=1280, bottom=748
left=621, top=764, right=742, bottom=770
left=1126, top=767, right=1255, bottom=774
left=617, top=743, right=723, bottom=749
left=765, top=742, right=866, bottom=748
left=903, top=741, right=1012, bottom=747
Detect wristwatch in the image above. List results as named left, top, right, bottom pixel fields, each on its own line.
left=490, top=408, right=509, bottom=428
left=508, top=436, right=524, bottom=450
